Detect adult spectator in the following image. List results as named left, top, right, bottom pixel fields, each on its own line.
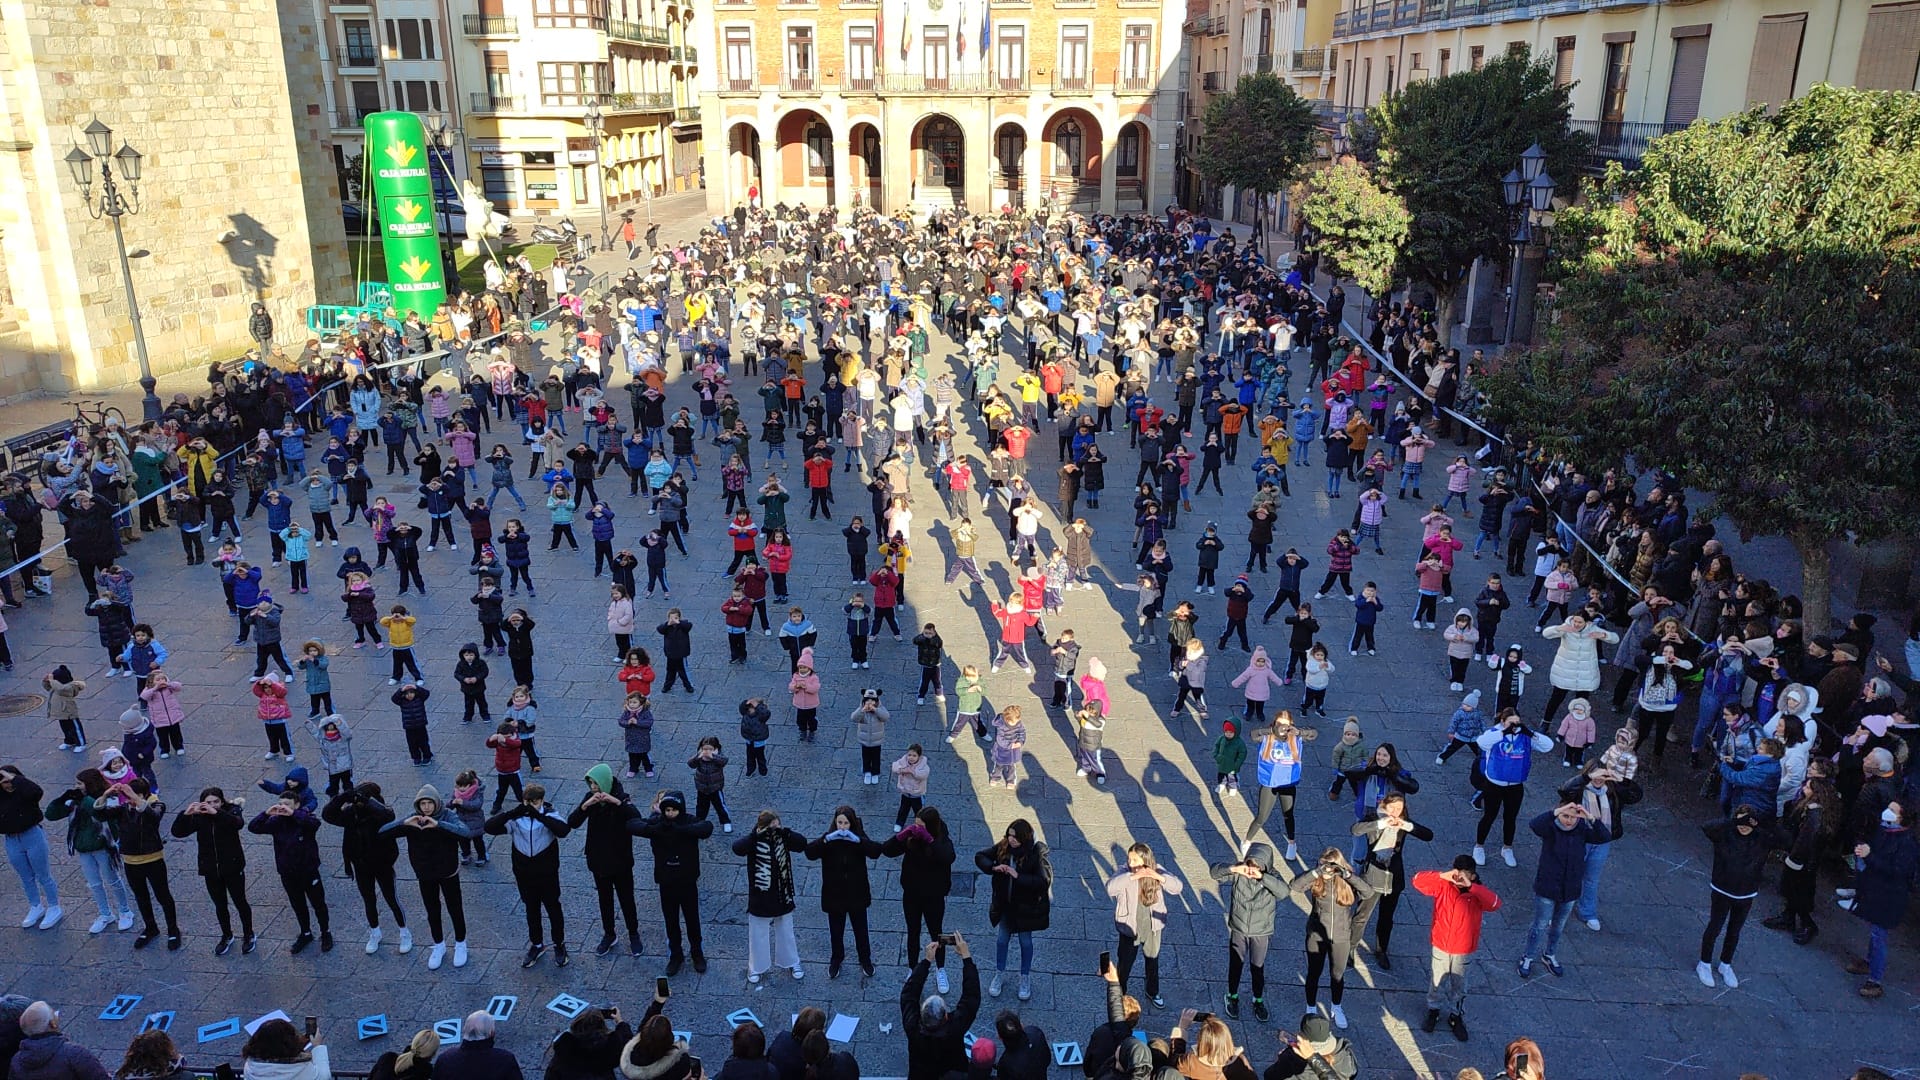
left=974, top=818, right=1053, bottom=1002
left=902, top=931, right=981, bottom=1080
left=367, top=1030, right=439, bottom=1080
left=57, top=489, right=118, bottom=601
left=1086, top=964, right=1144, bottom=1078
left=1539, top=613, right=1618, bottom=727
left=434, top=1012, right=522, bottom=1080
left=544, top=1006, right=633, bottom=1080
left=0, top=993, right=32, bottom=1078
left=1264, top=1014, right=1356, bottom=1080
left=113, top=1030, right=190, bottom=1080
left=716, top=1022, right=777, bottom=1080
left=1167, top=1011, right=1251, bottom=1080
left=800, top=1031, right=860, bottom=1080
left=994, top=1009, right=1050, bottom=1080
left=769, top=1008, right=826, bottom=1080
left=239, top=1017, right=330, bottom=1080
left=1845, top=799, right=1920, bottom=999
left=0, top=766, right=61, bottom=930
left=1493, top=1037, right=1546, bottom=1080
left=10, top=1001, right=109, bottom=1080
left=614, top=995, right=693, bottom=1080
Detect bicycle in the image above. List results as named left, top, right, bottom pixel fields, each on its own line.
left=66, top=398, right=128, bottom=431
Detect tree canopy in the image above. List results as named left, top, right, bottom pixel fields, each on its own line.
left=1298, top=161, right=1411, bottom=297
left=1193, top=74, right=1320, bottom=197
left=1477, top=85, right=1920, bottom=631
left=1368, top=54, right=1585, bottom=310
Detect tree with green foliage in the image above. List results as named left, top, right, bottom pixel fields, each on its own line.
left=1194, top=74, right=1320, bottom=213
left=1368, top=53, right=1586, bottom=335
left=1477, top=85, right=1920, bottom=633
left=1298, top=161, right=1411, bottom=298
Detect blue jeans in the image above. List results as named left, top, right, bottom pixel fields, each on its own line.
left=1294, top=437, right=1312, bottom=466
left=995, top=923, right=1035, bottom=975
left=1326, top=469, right=1342, bottom=496
left=1440, top=490, right=1471, bottom=514
left=1577, top=841, right=1611, bottom=921
left=1524, top=895, right=1574, bottom=960
left=672, top=453, right=698, bottom=480
left=77, top=848, right=130, bottom=919
left=1692, top=692, right=1731, bottom=752
left=1473, top=530, right=1500, bottom=557
left=1399, top=462, right=1423, bottom=494
left=4, top=826, right=58, bottom=908
left=1868, top=924, right=1889, bottom=982
left=488, top=483, right=527, bottom=511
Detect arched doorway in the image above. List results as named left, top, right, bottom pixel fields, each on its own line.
left=992, top=122, right=1027, bottom=210
left=848, top=121, right=883, bottom=209
left=1116, top=120, right=1151, bottom=211
left=911, top=114, right=965, bottom=209
left=775, top=109, right=835, bottom=206
left=728, top=122, right=762, bottom=206
left=1042, top=109, right=1101, bottom=211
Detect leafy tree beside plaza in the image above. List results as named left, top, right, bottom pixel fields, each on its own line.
left=1367, top=54, right=1586, bottom=331
left=1297, top=161, right=1411, bottom=298
left=1193, top=74, right=1319, bottom=218
left=1477, top=85, right=1920, bottom=633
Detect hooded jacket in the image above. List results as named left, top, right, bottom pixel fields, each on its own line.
left=380, top=785, right=473, bottom=880
left=1209, top=843, right=1289, bottom=938
left=633, top=799, right=714, bottom=885
left=170, top=801, right=249, bottom=879
left=320, top=785, right=400, bottom=875
left=567, top=765, right=645, bottom=876
left=8, top=1031, right=111, bottom=1080
left=247, top=805, right=325, bottom=878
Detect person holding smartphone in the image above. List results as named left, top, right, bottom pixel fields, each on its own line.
left=1266, top=1012, right=1356, bottom=1079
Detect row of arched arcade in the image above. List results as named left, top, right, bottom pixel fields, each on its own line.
left=713, top=107, right=1161, bottom=217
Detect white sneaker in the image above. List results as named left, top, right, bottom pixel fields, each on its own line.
left=1329, top=1004, right=1348, bottom=1029
left=453, top=940, right=469, bottom=967
left=1285, top=841, right=1298, bottom=861
left=1501, top=847, right=1517, bottom=867
left=20, top=905, right=43, bottom=928
left=791, top=966, right=805, bottom=980
left=38, top=906, right=62, bottom=930
left=1434, top=756, right=1446, bottom=766
left=1717, top=963, right=1738, bottom=988
left=388, top=678, right=399, bottom=685
left=1585, top=918, right=1601, bottom=932
left=158, top=752, right=170, bottom=760
left=398, top=928, right=413, bottom=953
left=428, top=942, right=446, bottom=970
left=935, top=967, right=950, bottom=995
left=117, top=911, right=135, bottom=932
left=283, top=753, right=294, bottom=762
left=89, top=916, right=111, bottom=934
left=1449, top=682, right=1463, bottom=692
left=1695, top=961, right=1714, bottom=987
left=1018, top=975, right=1032, bottom=1001
left=723, top=823, right=733, bottom=833
left=1472, top=845, right=1486, bottom=866
left=426, top=545, right=435, bottom=552
left=988, top=972, right=1004, bottom=997
left=366, top=927, right=383, bottom=954
left=264, top=751, right=278, bottom=760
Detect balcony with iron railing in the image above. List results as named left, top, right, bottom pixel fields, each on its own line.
left=1201, top=70, right=1223, bottom=92
left=1252, top=52, right=1274, bottom=73
left=1334, top=0, right=1661, bottom=39
left=462, top=14, right=517, bottom=35
left=780, top=73, right=821, bottom=93
left=1117, top=68, right=1155, bottom=92
left=1054, top=70, right=1095, bottom=93
left=675, top=105, right=701, bottom=122
left=337, top=47, right=380, bottom=69
left=333, top=107, right=378, bottom=128
left=609, top=90, right=674, bottom=110
left=1568, top=118, right=1687, bottom=170
left=678, top=45, right=698, bottom=63
left=608, top=18, right=670, bottom=44
left=1291, top=48, right=1326, bottom=73
left=469, top=92, right=525, bottom=112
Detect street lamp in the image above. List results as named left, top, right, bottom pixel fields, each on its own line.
left=426, top=115, right=461, bottom=282
left=583, top=97, right=610, bottom=253
left=66, top=117, right=160, bottom=422
left=1502, top=146, right=1556, bottom=346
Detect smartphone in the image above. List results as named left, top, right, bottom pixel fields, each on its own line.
left=303, top=1016, right=318, bottom=1039
left=939, top=932, right=958, bottom=946
left=656, top=977, right=671, bottom=1000
left=1098, top=951, right=1111, bottom=975
left=213, top=1066, right=237, bottom=1080
left=1515, top=1053, right=1530, bottom=1075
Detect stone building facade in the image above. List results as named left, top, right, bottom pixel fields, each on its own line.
left=0, top=0, right=350, bottom=399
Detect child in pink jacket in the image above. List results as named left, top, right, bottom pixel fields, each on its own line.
left=140, top=671, right=186, bottom=758
left=1078, top=656, right=1112, bottom=717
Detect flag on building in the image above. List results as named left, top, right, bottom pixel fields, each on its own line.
left=980, top=0, right=990, bottom=60
left=955, top=0, right=965, bottom=58
left=900, top=0, right=912, bottom=61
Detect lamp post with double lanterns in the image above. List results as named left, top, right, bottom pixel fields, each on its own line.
left=426, top=116, right=463, bottom=285
left=1501, top=142, right=1556, bottom=346
left=584, top=97, right=610, bottom=255
left=63, top=118, right=161, bottom=422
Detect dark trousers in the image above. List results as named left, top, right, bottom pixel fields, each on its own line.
left=126, top=860, right=180, bottom=936
left=1304, top=934, right=1352, bottom=1006
left=254, top=643, right=292, bottom=677
left=354, top=863, right=407, bottom=928
left=827, top=907, right=872, bottom=968
left=663, top=657, right=694, bottom=692
left=660, top=879, right=703, bottom=958
left=204, top=872, right=253, bottom=939
left=1116, top=927, right=1161, bottom=998
left=280, top=870, right=330, bottom=936
left=903, top=894, right=947, bottom=967
left=264, top=722, right=293, bottom=756
left=419, top=875, right=467, bottom=943
left=404, top=724, right=433, bottom=763
left=696, top=790, right=731, bottom=824
left=515, top=872, right=565, bottom=946
left=1475, top=782, right=1526, bottom=846
left=1701, top=892, right=1752, bottom=964
left=594, top=870, right=640, bottom=939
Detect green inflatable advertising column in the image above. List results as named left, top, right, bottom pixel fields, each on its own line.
left=363, top=111, right=448, bottom=319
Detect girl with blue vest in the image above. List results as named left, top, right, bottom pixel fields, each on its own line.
left=1245, top=711, right=1319, bottom=862
left=1472, top=709, right=1555, bottom=867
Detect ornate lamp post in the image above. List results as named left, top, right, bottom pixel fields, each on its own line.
left=1501, top=143, right=1556, bottom=346
left=64, top=118, right=160, bottom=421
left=584, top=98, right=610, bottom=254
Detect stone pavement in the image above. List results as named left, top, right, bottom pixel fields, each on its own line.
left=0, top=230, right=1909, bottom=1080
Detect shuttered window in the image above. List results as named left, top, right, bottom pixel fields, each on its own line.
left=1664, top=28, right=1710, bottom=124
left=1745, top=14, right=1806, bottom=111
left=1857, top=2, right=1920, bottom=90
